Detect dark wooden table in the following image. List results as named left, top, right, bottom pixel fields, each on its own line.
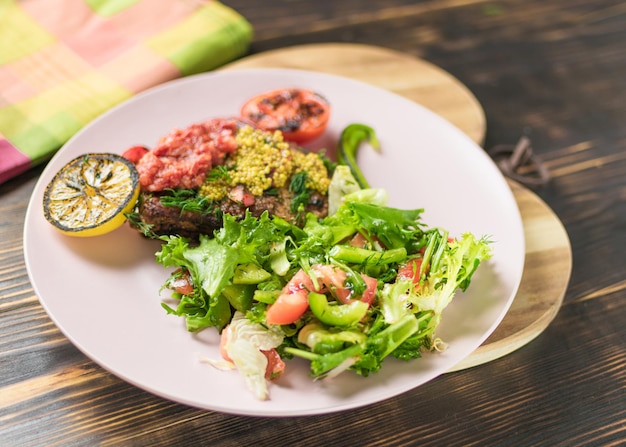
left=2, top=1, right=625, bottom=445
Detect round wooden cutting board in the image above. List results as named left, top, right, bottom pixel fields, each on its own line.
left=222, top=43, right=572, bottom=371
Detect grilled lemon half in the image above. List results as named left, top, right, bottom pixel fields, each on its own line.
left=43, top=153, right=140, bottom=237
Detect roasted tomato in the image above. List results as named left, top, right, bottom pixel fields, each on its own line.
left=240, top=88, right=330, bottom=144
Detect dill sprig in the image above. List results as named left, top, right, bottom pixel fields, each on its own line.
left=160, top=189, right=218, bottom=216
left=206, top=165, right=233, bottom=182
left=125, top=211, right=159, bottom=239
left=289, top=171, right=311, bottom=214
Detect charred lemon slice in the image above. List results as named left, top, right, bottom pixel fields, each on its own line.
left=43, top=153, right=140, bottom=237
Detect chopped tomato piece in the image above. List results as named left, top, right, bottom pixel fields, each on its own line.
left=219, top=324, right=232, bottom=362
left=266, top=288, right=309, bottom=325
left=311, top=264, right=347, bottom=297
left=398, top=258, right=426, bottom=290
left=121, top=145, right=149, bottom=164
left=312, top=264, right=376, bottom=305
left=358, top=274, right=378, bottom=306
left=168, top=269, right=194, bottom=295
left=349, top=232, right=369, bottom=248
left=228, top=184, right=256, bottom=206
left=286, top=269, right=315, bottom=293
left=262, top=348, right=285, bottom=381
left=240, top=88, right=331, bottom=144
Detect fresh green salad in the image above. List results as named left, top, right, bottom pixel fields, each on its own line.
left=155, top=147, right=492, bottom=400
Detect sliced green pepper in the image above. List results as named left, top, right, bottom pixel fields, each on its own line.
left=253, top=289, right=280, bottom=304
left=221, top=284, right=255, bottom=313
left=233, top=263, right=272, bottom=284
left=298, top=322, right=367, bottom=354
left=329, top=245, right=407, bottom=265
left=308, top=292, right=369, bottom=327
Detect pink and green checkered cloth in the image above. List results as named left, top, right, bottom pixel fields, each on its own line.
left=0, top=0, right=252, bottom=184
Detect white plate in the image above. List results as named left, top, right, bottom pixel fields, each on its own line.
left=24, top=68, right=525, bottom=416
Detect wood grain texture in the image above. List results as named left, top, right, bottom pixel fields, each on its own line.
left=1, top=0, right=625, bottom=446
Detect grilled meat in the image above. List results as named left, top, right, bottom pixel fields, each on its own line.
left=135, top=187, right=328, bottom=239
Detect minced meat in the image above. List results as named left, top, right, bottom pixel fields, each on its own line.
left=136, top=118, right=241, bottom=192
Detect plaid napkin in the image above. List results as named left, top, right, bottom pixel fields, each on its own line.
left=0, top=0, right=252, bottom=184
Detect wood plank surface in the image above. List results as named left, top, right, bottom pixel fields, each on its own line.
left=1, top=1, right=625, bottom=446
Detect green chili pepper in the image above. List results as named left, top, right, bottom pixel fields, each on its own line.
left=337, top=123, right=381, bottom=189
